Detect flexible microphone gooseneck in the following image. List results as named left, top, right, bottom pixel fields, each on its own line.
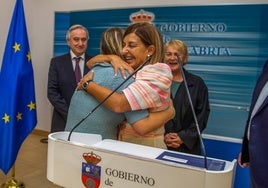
left=177, top=55, right=208, bottom=169
left=67, top=56, right=152, bottom=141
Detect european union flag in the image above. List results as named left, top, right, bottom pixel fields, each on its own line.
left=0, top=0, right=37, bottom=174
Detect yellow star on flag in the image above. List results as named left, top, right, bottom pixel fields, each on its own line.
left=16, top=112, right=22, bottom=121
left=13, top=42, right=20, bottom=52
left=2, top=113, right=10, bottom=123
left=27, top=101, right=36, bottom=111
left=27, top=51, right=31, bottom=61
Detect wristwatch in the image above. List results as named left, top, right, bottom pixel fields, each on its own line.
left=82, top=79, right=92, bottom=91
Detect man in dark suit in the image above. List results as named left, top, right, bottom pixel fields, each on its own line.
left=238, top=60, right=268, bottom=188
left=47, top=24, right=91, bottom=133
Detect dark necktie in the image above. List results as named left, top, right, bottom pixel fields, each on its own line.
left=74, top=57, right=82, bottom=83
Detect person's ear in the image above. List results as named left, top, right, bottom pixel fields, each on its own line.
left=66, top=39, right=70, bottom=46
left=147, top=45, right=156, bottom=56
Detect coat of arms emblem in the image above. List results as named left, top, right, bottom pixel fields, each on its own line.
left=82, top=152, right=102, bottom=188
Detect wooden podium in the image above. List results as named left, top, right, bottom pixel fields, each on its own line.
left=47, top=132, right=236, bottom=188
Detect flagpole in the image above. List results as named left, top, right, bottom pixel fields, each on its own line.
left=1, top=164, right=25, bottom=188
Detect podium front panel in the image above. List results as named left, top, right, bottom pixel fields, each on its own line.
left=47, top=132, right=236, bottom=188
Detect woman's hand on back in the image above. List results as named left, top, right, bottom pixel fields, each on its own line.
left=110, top=55, right=134, bottom=79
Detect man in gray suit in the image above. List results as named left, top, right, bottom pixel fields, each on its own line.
left=47, top=24, right=92, bottom=133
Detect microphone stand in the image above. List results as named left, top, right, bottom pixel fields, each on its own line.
left=67, top=56, right=152, bottom=141
left=177, top=55, right=208, bottom=169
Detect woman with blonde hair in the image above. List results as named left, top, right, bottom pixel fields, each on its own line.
left=163, top=39, right=210, bottom=155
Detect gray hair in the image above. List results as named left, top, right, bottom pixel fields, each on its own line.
left=66, top=24, right=89, bottom=41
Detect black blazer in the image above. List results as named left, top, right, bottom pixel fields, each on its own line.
left=165, top=69, right=210, bottom=155
left=47, top=53, right=91, bottom=132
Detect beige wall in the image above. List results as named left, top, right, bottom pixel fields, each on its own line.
left=0, top=0, right=267, bottom=132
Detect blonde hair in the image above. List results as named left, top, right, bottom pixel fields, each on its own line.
left=164, top=39, right=188, bottom=66
left=100, top=27, right=124, bottom=58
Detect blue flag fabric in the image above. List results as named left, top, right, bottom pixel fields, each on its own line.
left=0, top=0, right=37, bottom=174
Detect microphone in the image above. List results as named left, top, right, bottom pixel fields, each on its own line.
left=177, top=55, right=208, bottom=169
left=67, top=55, right=152, bottom=141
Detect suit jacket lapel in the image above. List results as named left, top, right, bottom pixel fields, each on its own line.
left=251, top=62, right=268, bottom=117
left=64, top=53, right=77, bottom=89
left=257, top=96, right=268, bottom=114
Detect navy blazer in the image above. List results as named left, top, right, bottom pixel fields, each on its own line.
left=47, top=53, right=91, bottom=132
left=241, top=60, right=268, bottom=187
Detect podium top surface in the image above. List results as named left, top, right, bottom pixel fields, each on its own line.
left=93, top=139, right=226, bottom=171
left=49, top=132, right=234, bottom=172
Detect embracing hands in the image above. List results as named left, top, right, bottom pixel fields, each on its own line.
left=109, top=55, right=134, bottom=79
left=86, top=54, right=134, bottom=79
left=76, top=70, right=94, bottom=90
